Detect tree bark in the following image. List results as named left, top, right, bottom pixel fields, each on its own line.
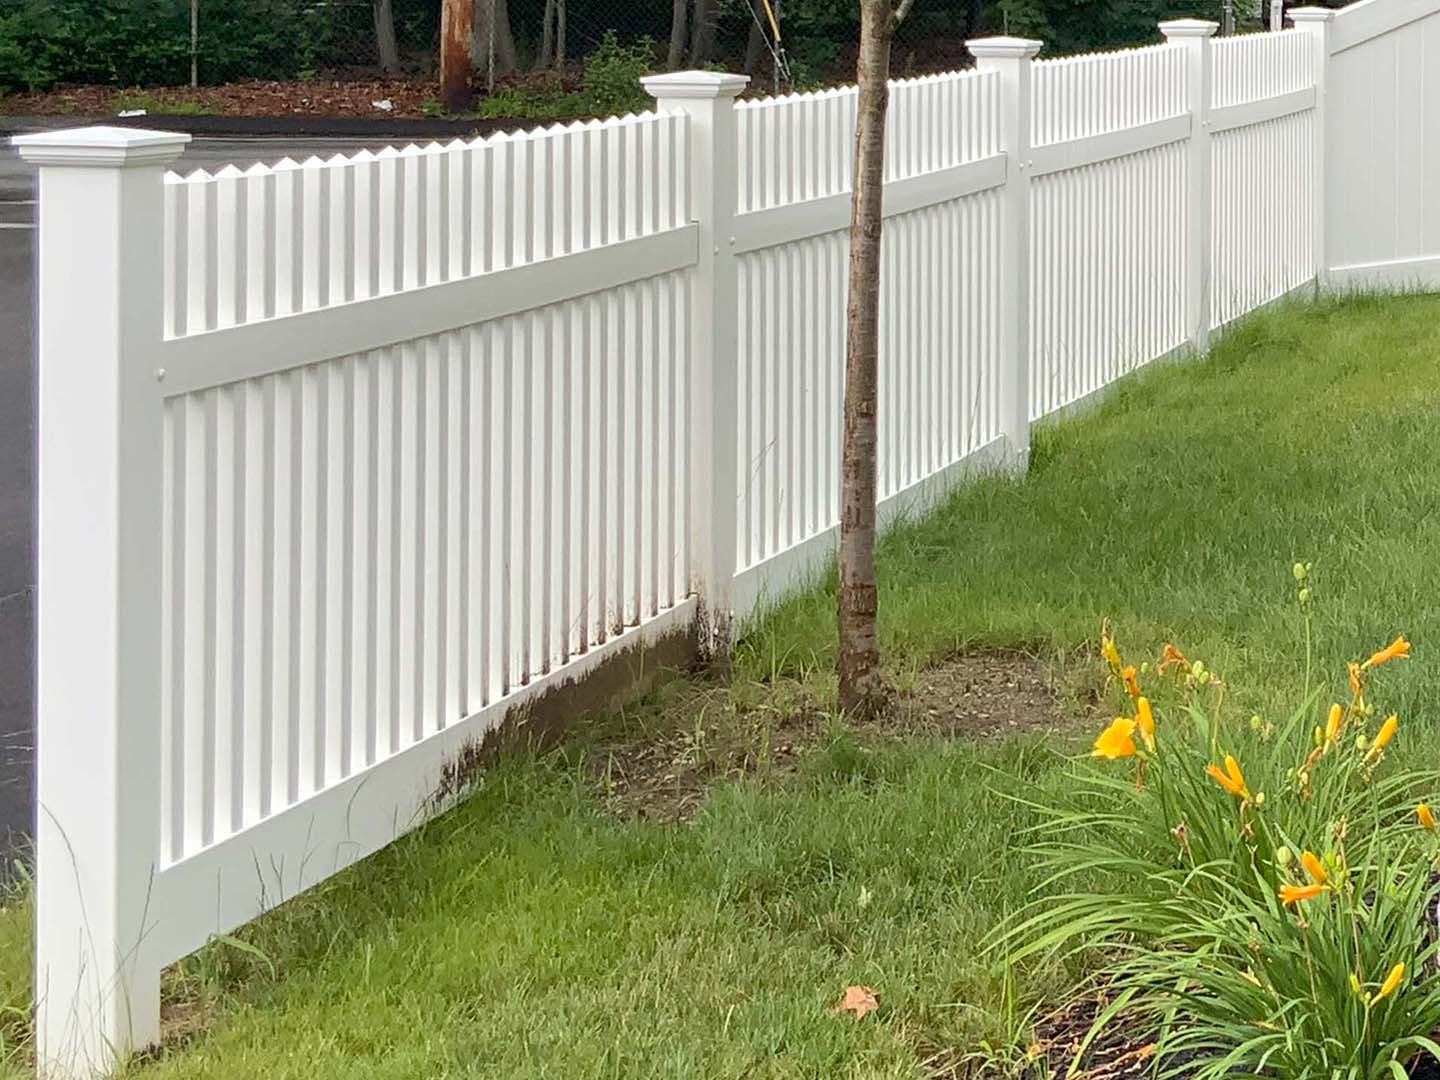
left=667, top=0, right=688, bottom=69
left=690, top=0, right=718, bottom=65
left=837, top=0, right=895, bottom=720
left=373, top=0, right=401, bottom=74
left=555, top=0, right=565, bottom=68
left=440, top=0, right=474, bottom=110
left=744, top=19, right=765, bottom=78
left=473, top=0, right=518, bottom=80
left=537, top=0, right=555, bottom=69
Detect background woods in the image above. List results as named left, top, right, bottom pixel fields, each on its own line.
left=0, top=0, right=1311, bottom=98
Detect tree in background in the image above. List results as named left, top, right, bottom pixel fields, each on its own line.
left=837, top=0, right=915, bottom=719
left=373, top=0, right=400, bottom=72
left=473, top=0, right=518, bottom=81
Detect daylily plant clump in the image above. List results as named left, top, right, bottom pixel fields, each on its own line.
left=998, top=568, right=1440, bottom=1078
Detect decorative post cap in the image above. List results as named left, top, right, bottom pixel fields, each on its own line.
left=1287, top=6, right=1337, bottom=20
left=1158, top=18, right=1220, bottom=37
left=641, top=70, right=750, bottom=100
left=11, top=125, right=191, bottom=168
left=966, top=36, right=1044, bottom=59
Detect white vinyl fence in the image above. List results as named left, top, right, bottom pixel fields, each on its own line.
left=19, top=1, right=1421, bottom=1073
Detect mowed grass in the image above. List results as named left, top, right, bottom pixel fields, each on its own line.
left=5, top=293, right=1440, bottom=1077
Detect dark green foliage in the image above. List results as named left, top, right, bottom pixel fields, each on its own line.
left=0, top=0, right=438, bottom=92
left=0, top=0, right=1326, bottom=96
left=474, top=30, right=653, bottom=119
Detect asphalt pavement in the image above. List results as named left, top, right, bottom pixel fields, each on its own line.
left=0, top=132, right=411, bottom=874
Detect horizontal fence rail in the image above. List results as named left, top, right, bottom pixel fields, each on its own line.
left=24, top=3, right=1394, bottom=1072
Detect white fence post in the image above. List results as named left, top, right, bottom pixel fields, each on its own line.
left=1289, top=6, right=1334, bottom=291
left=1160, top=19, right=1218, bottom=355
left=13, top=126, right=189, bottom=1078
left=641, top=70, right=749, bottom=651
left=967, top=36, right=1041, bottom=470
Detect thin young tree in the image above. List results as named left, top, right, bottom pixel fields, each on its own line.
left=837, top=0, right=915, bottom=718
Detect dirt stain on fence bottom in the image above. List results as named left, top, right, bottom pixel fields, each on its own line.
left=428, top=620, right=704, bottom=810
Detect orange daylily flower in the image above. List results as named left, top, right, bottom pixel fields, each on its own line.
left=1363, top=636, right=1411, bottom=670
left=1418, top=803, right=1436, bottom=832
left=1368, top=714, right=1399, bottom=759
left=1348, top=662, right=1363, bottom=700
left=1122, top=666, right=1141, bottom=701
left=1301, top=850, right=1328, bottom=886
left=1207, top=754, right=1250, bottom=799
left=1093, top=717, right=1137, bottom=759
left=1157, top=643, right=1190, bottom=674
left=1280, top=882, right=1325, bottom=906
left=1376, top=962, right=1406, bottom=1002
left=1325, top=703, right=1343, bottom=744
left=1136, top=697, right=1155, bottom=752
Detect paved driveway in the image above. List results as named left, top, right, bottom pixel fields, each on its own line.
left=0, top=135, right=405, bottom=873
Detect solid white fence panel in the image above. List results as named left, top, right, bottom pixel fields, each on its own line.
left=1323, top=0, right=1440, bottom=287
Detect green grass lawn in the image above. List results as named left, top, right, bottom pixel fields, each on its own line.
left=5, top=293, right=1440, bottom=1078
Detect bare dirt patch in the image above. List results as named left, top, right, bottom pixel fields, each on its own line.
left=583, top=652, right=1074, bottom=823
left=890, top=652, right=1071, bottom=740
left=584, top=688, right=826, bottom=822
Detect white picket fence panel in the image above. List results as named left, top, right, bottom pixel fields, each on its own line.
left=730, top=68, right=1005, bottom=601
left=20, top=0, right=1425, bottom=1072
left=1028, top=42, right=1191, bottom=418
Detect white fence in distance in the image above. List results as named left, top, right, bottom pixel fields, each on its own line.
left=24, top=1, right=1421, bottom=1073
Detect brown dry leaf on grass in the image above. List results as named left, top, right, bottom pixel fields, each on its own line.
left=837, top=985, right=879, bottom=1020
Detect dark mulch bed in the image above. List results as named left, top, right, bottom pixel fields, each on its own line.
left=0, top=78, right=447, bottom=119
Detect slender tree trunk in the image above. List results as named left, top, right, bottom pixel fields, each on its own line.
left=440, top=0, right=474, bottom=110
left=473, top=0, right=518, bottom=79
left=690, top=0, right=717, bottom=64
left=837, top=0, right=894, bottom=719
left=374, top=0, right=401, bottom=73
left=555, top=0, right=565, bottom=68
left=537, top=0, right=555, bottom=69
left=667, top=0, right=688, bottom=69
left=744, top=19, right=765, bottom=78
